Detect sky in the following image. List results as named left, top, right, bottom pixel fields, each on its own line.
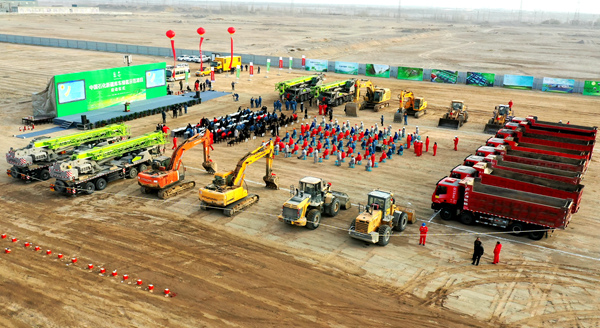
left=260, top=0, right=600, bottom=15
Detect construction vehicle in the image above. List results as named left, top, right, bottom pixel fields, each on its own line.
left=522, top=116, right=597, bottom=138
left=311, top=79, right=357, bottom=108
left=496, top=128, right=595, bottom=153
left=432, top=176, right=573, bottom=240
left=137, top=131, right=217, bottom=199
left=275, top=74, right=325, bottom=102
left=486, top=137, right=591, bottom=161
left=6, top=124, right=130, bottom=182
left=199, top=141, right=279, bottom=217
left=438, top=100, right=469, bottom=129
left=393, top=91, right=427, bottom=122
left=477, top=145, right=589, bottom=174
left=483, top=105, right=512, bottom=134
left=344, top=79, right=391, bottom=116
left=348, top=190, right=415, bottom=246
left=49, top=131, right=166, bottom=196
left=195, top=56, right=242, bottom=76
left=278, top=177, right=351, bottom=230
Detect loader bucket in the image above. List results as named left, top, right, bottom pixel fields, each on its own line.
left=393, top=111, right=404, bottom=123
left=263, top=174, right=280, bottom=190
left=483, top=123, right=502, bottom=134
left=438, top=118, right=461, bottom=129
left=345, top=103, right=359, bottom=117
left=202, top=161, right=217, bottom=174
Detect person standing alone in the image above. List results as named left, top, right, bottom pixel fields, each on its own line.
left=419, top=223, right=428, bottom=246
left=493, top=241, right=502, bottom=264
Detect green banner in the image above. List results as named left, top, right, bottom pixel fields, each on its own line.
left=266, top=60, right=271, bottom=73
left=55, top=63, right=166, bottom=117
left=305, top=59, right=328, bottom=72
left=236, top=65, right=241, bottom=79
left=583, top=81, right=600, bottom=96
left=431, top=69, right=458, bottom=84
left=397, top=67, right=423, bottom=81
left=365, top=64, right=390, bottom=78
left=466, top=72, right=495, bottom=87
left=334, top=61, right=358, bottom=75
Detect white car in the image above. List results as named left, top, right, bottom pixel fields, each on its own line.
left=201, top=55, right=210, bottom=63
left=188, top=55, right=200, bottom=63
left=177, top=55, right=190, bottom=61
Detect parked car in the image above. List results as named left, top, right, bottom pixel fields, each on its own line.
left=188, top=55, right=200, bottom=62
left=177, top=55, right=190, bottom=61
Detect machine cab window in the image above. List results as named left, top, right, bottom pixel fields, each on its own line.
left=368, top=195, right=389, bottom=213
left=435, top=185, right=448, bottom=196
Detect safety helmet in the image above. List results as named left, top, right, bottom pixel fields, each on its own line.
left=422, top=223, right=426, bottom=226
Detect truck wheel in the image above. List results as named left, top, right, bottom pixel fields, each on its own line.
left=39, top=169, right=51, bottom=181
left=139, top=164, right=148, bottom=172
left=394, top=213, right=408, bottom=232
left=377, top=225, right=391, bottom=246
left=460, top=212, right=475, bottom=225
left=528, top=226, right=545, bottom=240
left=328, top=198, right=340, bottom=217
left=127, top=167, right=138, bottom=179
left=54, top=180, right=66, bottom=193
left=508, top=223, right=524, bottom=236
left=440, top=208, right=454, bottom=221
left=95, top=178, right=107, bottom=191
left=306, top=209, right=321, bottom=230
left=84, top=181, right=95, bottom=195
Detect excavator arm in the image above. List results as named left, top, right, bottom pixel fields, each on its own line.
left=167, top=131, right=216, bottom=174
left=230, top=140, right=279, bottom=189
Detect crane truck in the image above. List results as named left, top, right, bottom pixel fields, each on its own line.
left=344, top=79, right=391, bottom=116
left=275, top=74, right=325, bottom=102
left=49, top=131, right=166, bottom=195
left=6, top=124, right=130, bottom=182
left=199, top=140, right=279, bottom=217
left=137, top=131, right=217, bottom=199
left=432, top=176, right=573, bottom=240
left=311, top=79, right=357, bottom=108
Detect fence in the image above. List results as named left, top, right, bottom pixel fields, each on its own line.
left=0, top=33, right=587, bottom=94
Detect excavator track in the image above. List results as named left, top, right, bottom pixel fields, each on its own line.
left=223, top=194, right=260, bottom=217
left=157, top=181, right=196, bottom=199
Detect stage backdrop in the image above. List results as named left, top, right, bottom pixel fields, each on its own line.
left=54, top=63, right=167, bottom=117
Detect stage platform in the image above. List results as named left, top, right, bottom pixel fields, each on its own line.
left=53, top=90, right=230, bottom=129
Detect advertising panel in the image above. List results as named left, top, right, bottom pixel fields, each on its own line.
left=365, top=64, right=390, bottom=78
left=397, top=67, right=424, bottom=81
left=54, top=63, right=167, bottom=117
left=431, top=69, right=458, bottom=84
left=305, top=59, right=328, bottom=72
left=334, top=61, right=359, bottom=75
left=466, top=72, right=495, bottom=87
left=583, top=81, right=600, bottom=96
left=503, top=74, right=534, bottom=90
left=542, top=77, right=575, bottom=93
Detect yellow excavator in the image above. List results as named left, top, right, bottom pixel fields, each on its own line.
left=198, top=140, right=279, bottom=216
left=393, top=91, right=428, bottom=122
left=345, top=79, right=391, bottom=116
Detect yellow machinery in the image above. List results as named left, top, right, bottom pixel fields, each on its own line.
left=345, top=79, right=391, bottom=116
left=195, top=56, right=242, bottom=76
left=484, top=104, right=512, bottom=134
left=199, top=141, right=279, bottom=216
left=278, top=177, right=351, bottom=230
left=348, top=190, right=415, bottom=246
left=393, top=91, right=428, bottom=122
left=438, top=100, right=469, bottom=129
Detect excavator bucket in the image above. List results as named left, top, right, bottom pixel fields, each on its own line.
left=202, top=160, right=217, bottom=174
left=438, top=117, right=462, bottom=129
left=393, top=110, right=404, bottom=123
left=345, top=103, right=359, bottom=117
left=263, top=174, right=280, bottom=190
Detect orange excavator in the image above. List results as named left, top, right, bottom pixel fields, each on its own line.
left=137, top=131, right=217, bottom=199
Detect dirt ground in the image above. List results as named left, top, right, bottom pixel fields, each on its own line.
left=1, top=10, right=600, bottom=328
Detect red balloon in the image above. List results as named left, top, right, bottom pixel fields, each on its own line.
left=197, top=27, right=205, bottom=35
left=227, top=27, right=236, bottom=35
left=166, top=30, right=175, bottom=39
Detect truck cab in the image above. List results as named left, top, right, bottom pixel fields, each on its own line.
left=504, top=122, right=521, bottom=130
left=431, top=177, right=462, bottom=220
left=495, top=128, right=515, bottom=139
left=450, top=165, right=478, bottom=179
left=476, top=146, right=497, bottom=157
left=463, top=155, right=485, bottom=167
left=486, top=137, right=508, bottom=147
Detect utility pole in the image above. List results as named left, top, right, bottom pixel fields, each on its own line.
left=396, top=0, right=401, bottom=19
left=518, top=0, right=523, bottom=23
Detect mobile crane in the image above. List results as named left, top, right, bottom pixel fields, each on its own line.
left=199, top=140, right=279, bottom=217
left=7, top=124, right=130, bottom=182
left=137, top=131, right=217, bottom=199
left=311, top=78, right=357, bottom=108
left=345, top=79, right=391, bottom=116
left=275, top=73, right=325, bottom=102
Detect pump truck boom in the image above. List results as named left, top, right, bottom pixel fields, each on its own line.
left=137, top=131, right=216, bottom=199
left=311, top=79, right=357, bottom=108
left=199, top=140, right=279, bottom=217
left=50, top=131, right=166, bottom=195
left=7, top=124, right=130, bottom=182
left=275, top=74, right=325, bottom=102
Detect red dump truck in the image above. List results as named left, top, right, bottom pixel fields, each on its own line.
left=496, top=129, right=595, bottom=153
left=450, top=163, right=584, bottom=214
left=485, top=137, right=590, bottom=161
left=523, top=116, right=597, bottom=138
left=432, top=176, right=573, bottom=240
left=463, top=155, right=485, bottom=167
left=476, top=145, right=588, bottom=173
left=485, top=155, right=582, bottom=185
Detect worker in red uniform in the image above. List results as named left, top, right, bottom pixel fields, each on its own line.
left=356, top=153, right=362, bottom=163
left=508, top=100, right=513, bottom=110
left=425, top=136, right=430, bottom=153
left=433, top=142, right=437, bottom=156
left=292, top=144, right=299, bottom=154
left=322, top=148, right=329, bottom=158
left=493, top=241, right=502, bottom=264
left=318, top=104, right=323, bottom=115
left=407, top=134, right=412, bottom=149
left=419, top=223, right=428, bottom=246
left=379, top=151, right=387, bottom=162
left=453, top=136, right=459, bottom=151
left=370, top=154, right=376, bottom=167
left=172, top=136, right=178, bottom=150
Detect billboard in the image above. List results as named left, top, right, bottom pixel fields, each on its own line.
left=305, top=59, right=328, bottom=72
left=583, top=81, right=600, bottom=96
left=54, top=63, right=167, bottom=117
left=542, top=77, right=575, bottom=93
left=334, top=61, right=359, bottom=75
left=365, top=64, right=390, bottom=78
left=431, top=69, right=457, bottom=84
left=503, top=74, right=534, bottom=90
left=397, top=67, right=424, bottom=81
left=466, top=72, right=495, bottom=87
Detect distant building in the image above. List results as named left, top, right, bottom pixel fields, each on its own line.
left=0, top=0, right=38, bottom=12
